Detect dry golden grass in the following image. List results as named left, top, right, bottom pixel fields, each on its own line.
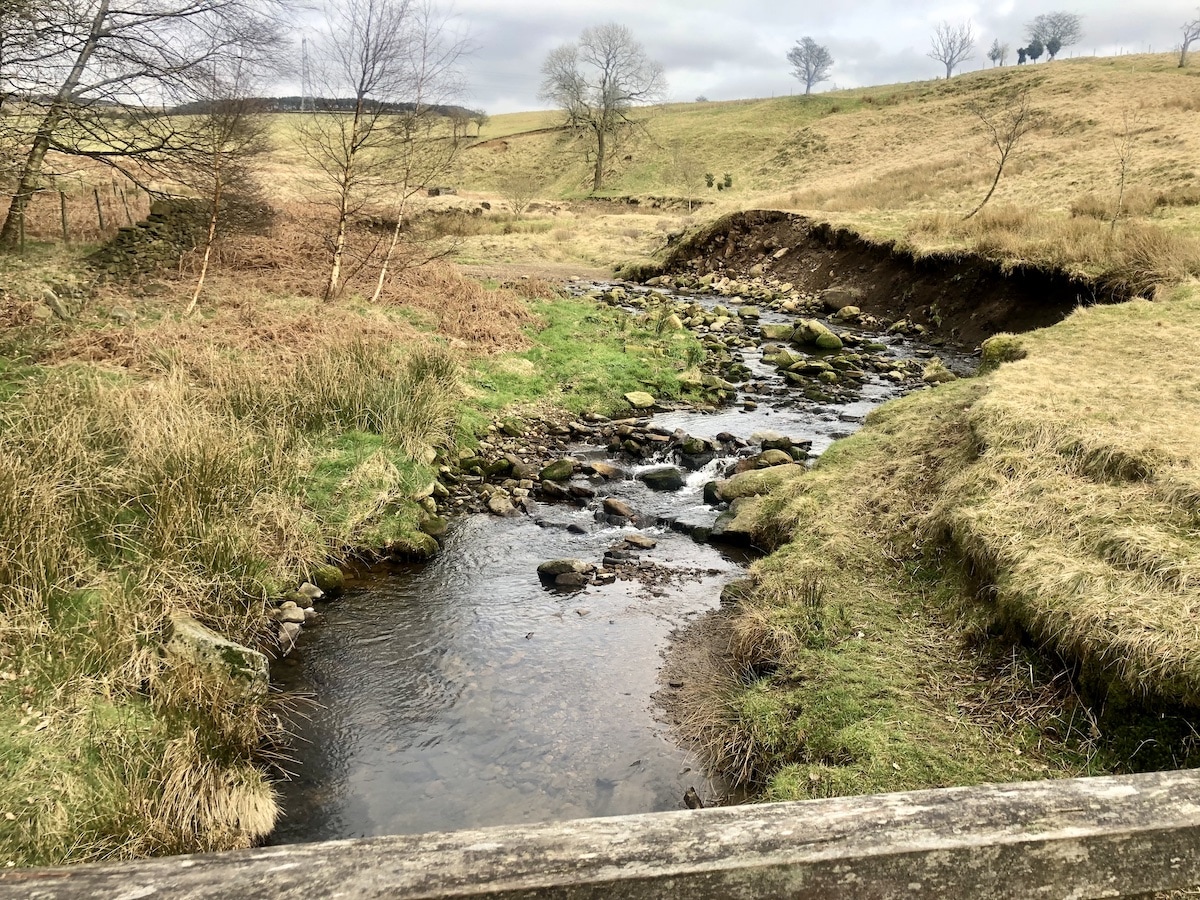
left=904, top=203, right=1200, bottom=292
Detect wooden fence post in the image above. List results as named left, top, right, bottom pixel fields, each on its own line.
left=93, top=188, right=105, bottom=232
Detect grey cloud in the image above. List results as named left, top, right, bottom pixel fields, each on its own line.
left=445, top=1, right=1200, bottom=113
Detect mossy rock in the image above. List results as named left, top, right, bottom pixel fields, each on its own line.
left=716, top=464, right=807, bottom=502
left=540, top=458, right=578, bottom=482
left=979, top=333, right=1028, bottom=372
left=419, top=514, right=449, bottom=539
left=386, top=532, right=440, bottom=560
left=311, top=564, right=345, bottom=598
left=624, top=391, right=656, bottom=410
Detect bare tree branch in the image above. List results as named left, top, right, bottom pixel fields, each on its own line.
left=963, top=87, right=1042, bottom=220
left=1181, top=9, right=1200, bottom=67
left=0, top=0, right=286, bottom=248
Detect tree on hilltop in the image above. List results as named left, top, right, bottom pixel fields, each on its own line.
left=539, top=23, right=666, bottom=193
left=1028, top=12, right=1083, bottom=60
left=787, top=37, right=834, bottom=95
left=929, top=21, right=975, bottom=78
left=988, top=39, right=1010, bottom=66
left=1180, top=9, right=1200, bottom=67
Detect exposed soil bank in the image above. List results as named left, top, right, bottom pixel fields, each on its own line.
left=660, top=211, right=1132, bottom=347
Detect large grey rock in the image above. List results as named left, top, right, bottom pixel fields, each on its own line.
left=638, top=467, right=685, bottom=492
left=487, top=494, right=522, bottom=517
left=278, top=621, right=303, bottom=656
left=164, top=615, right=268, bottom=695
left=822, top=285, right=864, bottom=312
left=624, top=391, right=656, bottom=410
left=297, top=582, right=324, bottom=602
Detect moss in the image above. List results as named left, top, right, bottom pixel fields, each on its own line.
left=978, top=332, right=1027, bottom=372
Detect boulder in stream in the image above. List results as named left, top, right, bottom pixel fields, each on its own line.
left=715, top=465, right=807, bottom=502
left=638, top=466, right=685, bottom=492
left=487, top=494, right=522, bottom=518
left=539, top=458, right=578, bottom=482
left=537, top=559, right=595, bottom=581
left=710, top=497, right=763, bottom=546
left=603, top=497, right=638, bottom=520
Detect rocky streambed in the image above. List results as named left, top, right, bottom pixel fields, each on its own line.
left=267, top=279, right=973, bottom=844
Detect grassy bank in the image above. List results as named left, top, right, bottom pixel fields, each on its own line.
left=684, top=283, right=1200, bottom=800
left=0, top=225, right=697, bottom=865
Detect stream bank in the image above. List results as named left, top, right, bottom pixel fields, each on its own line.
left=639, top=210, right=1134, bottom=347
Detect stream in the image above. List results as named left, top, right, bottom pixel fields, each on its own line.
left=269, top=284, right=973, bottom=844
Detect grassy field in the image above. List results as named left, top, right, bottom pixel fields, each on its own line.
left=431, top=54, right=1200, bottom=287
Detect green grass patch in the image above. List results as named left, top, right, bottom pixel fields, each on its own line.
left=463, top=294, right=701, bottom=435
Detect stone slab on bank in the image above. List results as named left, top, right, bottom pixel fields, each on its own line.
left=4, top=770, right=1200, bottom=899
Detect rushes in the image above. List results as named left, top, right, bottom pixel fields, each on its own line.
left=0, top=335, right=464, bottom=864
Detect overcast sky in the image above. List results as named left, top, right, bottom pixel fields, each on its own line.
left=398, top=0, right=1199, bottom=113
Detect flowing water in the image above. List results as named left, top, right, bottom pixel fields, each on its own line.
left=270, top=287, right=973, bottom=844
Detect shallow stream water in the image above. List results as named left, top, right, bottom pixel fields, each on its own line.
left=270, top=287, right=973, bottom=844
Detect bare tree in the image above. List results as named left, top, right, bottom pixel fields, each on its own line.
left=0, top=0, right=282, bottom=249
left=1028, top=12, right=1083, bottom=60
left=370, top=3, right=468, bottom=303
left=539, top=23, right=666, bottom=193
left=964, top=88, right=1041, bottom=219
left=297, top=0, right=465, bottom=302
left=499, top=171, right=539, bottom=218
left=470, top=109, right=489, bottom=137
left=786, top=37, right=834, bottom=95
left=1111, top=109, right=1140, bottom=230
left=1180, top=9, right=1200, bottom=67
left=178, top=54, right=273, bottom=315
left=667, top=140, right=704, bottom=211
left=988, top=39, right=1010, bottom=67
left=929, top=21, right=975, bottom=79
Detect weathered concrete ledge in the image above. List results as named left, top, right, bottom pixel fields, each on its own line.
left=5, top=770, right=1200, bottom=899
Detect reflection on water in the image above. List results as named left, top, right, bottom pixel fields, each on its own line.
left=270, top=514, right=743, bottom=843
left=269, top=296, right=974, bottom=845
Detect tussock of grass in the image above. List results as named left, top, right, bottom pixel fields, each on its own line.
left=0, top=329, right=462, bottom=864
left=696, top=285, right=1200, bottom=800
left=464, top=296, right=700, bottom=427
